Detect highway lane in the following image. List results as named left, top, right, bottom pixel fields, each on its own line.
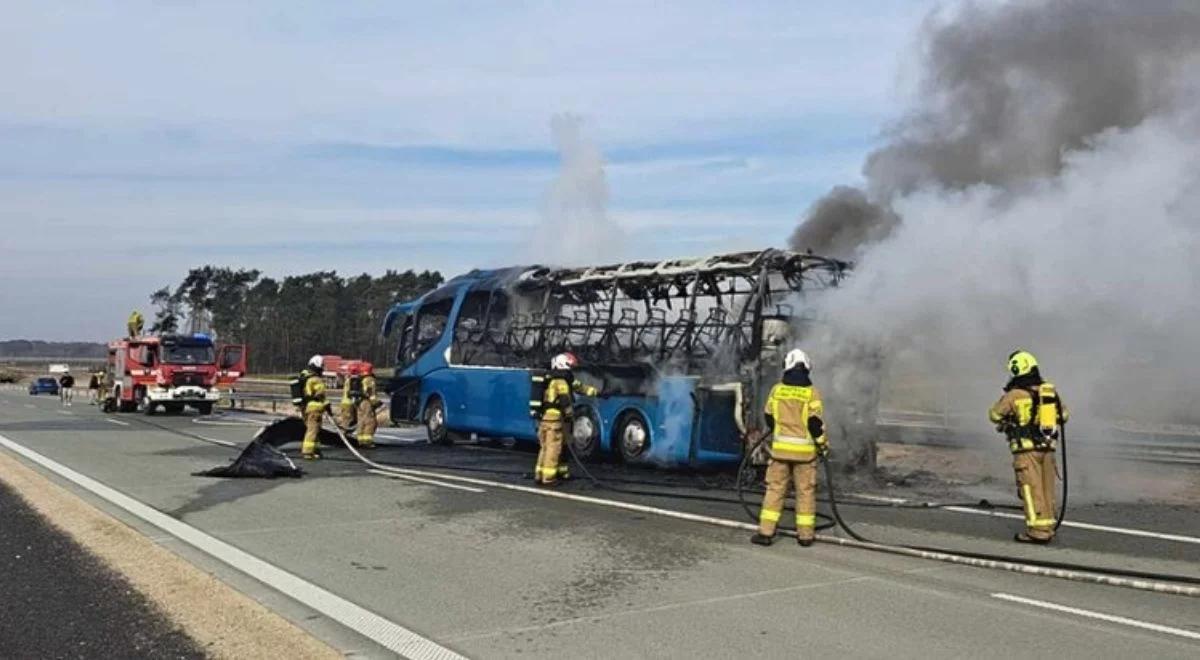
left=1, top=389, right=1198, bottom=659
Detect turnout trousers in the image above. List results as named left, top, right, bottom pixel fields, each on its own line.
left=356, top=399, right=377, bottom=447
left=301, top=409, right=324, bottom=457
left=1013, top=449, right=1057, bottom=540
left=759, top=458, right=817, bottom=541
left=535, top=419, right=570, bottom=484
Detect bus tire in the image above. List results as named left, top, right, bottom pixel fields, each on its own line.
left=424, top=396, right=454, bottom=445
left=614, top=411, right=651, bottom=462
left=569, top=406, right=601, bottom=461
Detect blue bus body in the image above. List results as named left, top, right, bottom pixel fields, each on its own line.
left=383, top=275, right=743, bottom=467
left=382, top=251, right=848, bottom=468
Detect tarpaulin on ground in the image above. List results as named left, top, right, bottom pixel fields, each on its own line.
left=193, top=416, right=342, bottom=479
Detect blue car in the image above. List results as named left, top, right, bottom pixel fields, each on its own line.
left=28, top=377, right=60, bottom=396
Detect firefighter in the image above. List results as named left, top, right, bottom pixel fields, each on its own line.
left=534, top=352, right=597, bottom=487
left=355, top=363, right=379, bottom=449
left=751, top=349, right=828, bottom=548
left=299, top=355, right=328, bottom=460
left=127, top=310, right=144, bottom=338
left=87, top=370, right=101, bottom=405
left=989, top=350, right=1068, bottom=544
left=338, top=366, right=358, bottom=430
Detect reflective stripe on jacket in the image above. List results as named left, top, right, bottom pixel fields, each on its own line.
left=304, top=375, right=327, bottom=413
left=541, top=377, right=597, bottom=422
left=764, top=383, right=824, bottom=462
left=988, top=382, right=1069, bottom=453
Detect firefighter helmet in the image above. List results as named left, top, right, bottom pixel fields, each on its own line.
left=1008, top=350, right=1038, bottom=377
left=784, top=349, right=811, bottom=372
left=307, top=354, right=324, bottom=370
left=551, top=352, right=579, bottom=371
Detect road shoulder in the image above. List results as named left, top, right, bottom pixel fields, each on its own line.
left=0, top=449, right=340, bottom=660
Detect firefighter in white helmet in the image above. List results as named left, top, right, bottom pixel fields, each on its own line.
left=751, top=348, right=828, bottom=547
left=299, top=355, right=328, bottom=460
left=532, top=352, right=598, bottom=486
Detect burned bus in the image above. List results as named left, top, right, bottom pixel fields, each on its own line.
left=381, top=249, right=849, bottom=467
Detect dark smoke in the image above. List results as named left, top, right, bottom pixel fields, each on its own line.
left=789, top=186, right=898, bottom=260
left=791, top=0, right=1200, bottom=256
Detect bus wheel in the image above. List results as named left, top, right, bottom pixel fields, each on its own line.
left=570, top=406, right=600, bottom=460
left=425, top=397, right=453, bottom=445
left=615, top=412, right=650, bottom=462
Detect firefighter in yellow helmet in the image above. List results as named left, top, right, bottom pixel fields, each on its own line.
left=752, top=348, right=828, bottom=548
left=299, top=355, right=329, bottom=460
left=127, top=310, right=144, bottom=338
left=355, top=363, right=379, bottom=449
left=533, top=352, right=597, bottom=487
left=988, top=350, right=1069, bottom=544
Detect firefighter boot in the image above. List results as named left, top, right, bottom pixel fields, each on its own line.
left=750, top=533, right=775, bottom=546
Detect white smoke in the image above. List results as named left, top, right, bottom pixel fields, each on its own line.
left=530, top=114, right=626, bottom=265
left=815, top=110, right=1200, bottom=427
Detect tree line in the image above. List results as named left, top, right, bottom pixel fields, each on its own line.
left=149, top=267, right=444, bottom=375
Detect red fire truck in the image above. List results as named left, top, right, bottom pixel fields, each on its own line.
left=104, top=334, right=247, bottom=415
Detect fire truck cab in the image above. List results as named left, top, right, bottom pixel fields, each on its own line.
left=106, top=334, right=246, bottom=415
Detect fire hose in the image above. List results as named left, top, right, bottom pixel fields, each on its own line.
left=811, top=423, right=1200, bottom=589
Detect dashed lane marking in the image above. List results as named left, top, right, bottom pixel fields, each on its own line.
left=0, top=432, right=469, bottom=660
left=991, top=592, right=1200, bottom=641
left=104, top=419, right=131, bottom=427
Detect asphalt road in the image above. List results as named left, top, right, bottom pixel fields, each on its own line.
left=1, top=386, right=1198, bottom=659
left=0, top=478, right=204, bottom=659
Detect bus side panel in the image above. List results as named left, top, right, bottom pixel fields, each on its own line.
left=418, top=368, right=469, bottom=430
left=650, top=377, right=696, bottom=467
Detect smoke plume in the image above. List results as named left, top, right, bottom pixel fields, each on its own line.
left=530, top=114, right=626, bottom=265
left=789, top=1, right=1200, bottom=477
left=793, top=0, right=1200, bottom=259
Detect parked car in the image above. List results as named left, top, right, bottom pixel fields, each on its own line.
left=28, top=377, right=60, bottom=396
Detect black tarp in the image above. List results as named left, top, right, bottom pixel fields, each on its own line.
left=193, top=416, right=344, bottom=479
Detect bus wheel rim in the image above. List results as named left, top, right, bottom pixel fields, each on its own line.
left=622, top=420, right=647, bottom=456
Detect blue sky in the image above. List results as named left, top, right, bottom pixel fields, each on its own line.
left=0, top=1, right=937, bottom=341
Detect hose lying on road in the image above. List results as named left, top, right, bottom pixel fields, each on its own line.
left=818, top=448, right=1200, bottom=590
left=321, top=415, right=1200, bottom=598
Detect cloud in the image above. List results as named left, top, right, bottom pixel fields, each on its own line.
left=0, top=1, right=936, bottom=340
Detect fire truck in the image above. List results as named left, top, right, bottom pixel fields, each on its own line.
left=104, top=334, right=247, bottom=415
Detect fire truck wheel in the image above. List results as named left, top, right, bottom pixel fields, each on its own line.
left=140, top=391, right=157, bottom=416
left=164, top=403, right=185, bottom=415
left=195, top=403, right=214, bottom=415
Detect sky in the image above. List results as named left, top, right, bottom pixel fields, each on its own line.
left=0, top=1, right=937, bottom=341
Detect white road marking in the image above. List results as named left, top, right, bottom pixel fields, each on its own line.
left=24, top=404, right=36, bottom=409
left=848, top=491, right=1200, bottom=546
left=0, top=433, right=467, bottom=660
left=196, top=435, right=238, bottom=448
left=104, top=418, right=130, bottom=427
left=991, top=592, right=1200, bottom=641
left=365, top=468, right=485, bottom=493
left=942, top=505, right=1200, bottom=546
left=56, top=410, right=73, bottom=416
